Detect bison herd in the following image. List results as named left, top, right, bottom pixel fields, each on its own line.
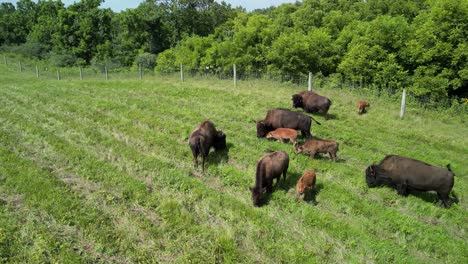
left=189, top=90, right=456, bottom=208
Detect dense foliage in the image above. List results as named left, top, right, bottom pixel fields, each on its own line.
left=1, top=0, right=467, bottom=101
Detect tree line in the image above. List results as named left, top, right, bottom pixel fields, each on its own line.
left=1, top=0, right=467, bottom=102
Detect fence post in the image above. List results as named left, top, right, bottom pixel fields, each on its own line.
left=400, top=88, right=407, bottom=119
left=79, top=66, right=83, bottom=80
left=19, top=62, right=22, bottom=72
left=105, top=65, right=108, bottom=80
left=3, top=55, right=6, bottom=65
left=308, top=72, right=312, bottom=91
left=36, top=65, right=39, bottom=78
left=57, top=70, right=61, bottom=80
left=233, top=64, right=237, bottom=88
left=180, top=63, right=184, bottom=82
left=139, top=63, right=142, bottom=80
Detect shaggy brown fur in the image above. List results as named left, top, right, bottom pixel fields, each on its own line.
left=188, top=120, right=226, bottom=172
left=266, top=128, right=298, bottom=145
left=294, top=139, right=339, bottom=161
left=250, top=151, right=289, bottom=207
left=296, top=170, right=316, bottom=195
left=356, top=100, right=370, bottom=114
left=292, top=91, right=332, bottom=120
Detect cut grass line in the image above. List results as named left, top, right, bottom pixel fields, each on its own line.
left=0, top=85, right=450, bottom=262
left=0, top=187, right=128, bottom=263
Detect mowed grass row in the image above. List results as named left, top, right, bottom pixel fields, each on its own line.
left=0, top=65, right=467, bottom=263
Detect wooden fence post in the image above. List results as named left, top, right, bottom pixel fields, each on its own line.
left=19, top=62, right=22, bottom=72
left=139, top=63, right=142, bottom=80
left=57, top=70, right=61, bottom=80
left=308, top=72, right=312, bottom=91
left=36, top=65, right=39, bottom=78
left=233, top=64, right=237, bottom=88
left=105, top=65, right=108, bottom=80
left=3, top=55, right=6, bottom=65
left=400, top=88, right=407, bottom=119
left=180, top=63, right=184, bottom=82
left=79, top=66, right=83, bottom=80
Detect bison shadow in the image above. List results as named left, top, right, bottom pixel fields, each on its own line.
left=302, top=182, right=323, bottom=205
left=294, top=152, right=346, bottom=163
left=404, top=190, right=459, bottom=207
left=207, top=142, right=232, bottom=165
left=303, top=112, right=338, bottom=121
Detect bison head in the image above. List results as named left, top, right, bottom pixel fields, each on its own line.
left=365, top=165, right=391, bottom=187
left=292, top=94, right=304, bottom=108
left=213, top=131, right=226, bottom=150
left=256, top=120, right=269, bottom=138
left=296, top=177, right=307, bottom=195
left=250, top=186, right=266, bottom=207
left=294, top=145, right=305, bottom=155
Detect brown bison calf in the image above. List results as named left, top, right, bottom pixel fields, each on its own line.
left=250, top=151, right=289, bottom=207
left=266, top=128, right=298, bottom=145
left=296, top=170, right=316, bottom=197
left=356, top=100, right=370, bottom=114
left=294, top=139, right=339, bottom=161
left=189, top=120, right=226, bottom=173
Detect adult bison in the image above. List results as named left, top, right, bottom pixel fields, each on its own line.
left=188, top=120, right=226, bottom=173
left=256, top=108, right=319, bottom=138
left=292, top=91, right=332, bottom=120
left=365, top=155, right=455, bottom=208
left=250, top=151, right=289, bottom=207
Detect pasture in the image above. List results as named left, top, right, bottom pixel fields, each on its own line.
left=0, top=63, right=467, bottom=263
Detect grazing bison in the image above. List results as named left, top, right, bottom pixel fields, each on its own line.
left=296, top=170, right=316, bottom=196
left=294, top=138, right=339, bottom=161
left=365, top=155, right=455, bottom=208
left=357, top=100, right=370, bottom=114
left=292, top=91, right=332, bottom=120
left=266, top=128, right=298, bottom=146
left=256, top=108, right=319, bottom=138
left=188, top=120, right=226, bottom=172
left=250, top=151, right=289, bottom=207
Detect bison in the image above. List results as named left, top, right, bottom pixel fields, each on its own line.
left=365, top=155, right=455, bottom=208
left=266, top=128, right=298, bottom=146
left=357, top=100, right=370, bottom=114
left=292, top=91, right=332, bottom=120
left=296, top=170, right=316, bottom=197
left=250, top=151, right=289, bottom=207
left=294, top=138, right=339, bottom=161
left=256, top=108, right=320, bottom=138
left=188, top=120, right=226, bottom=172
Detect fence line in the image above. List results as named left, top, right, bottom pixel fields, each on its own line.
left=3, top=53, right=463, bottom=113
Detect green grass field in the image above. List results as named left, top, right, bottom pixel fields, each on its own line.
left=0, top=61, right=467, bottom=263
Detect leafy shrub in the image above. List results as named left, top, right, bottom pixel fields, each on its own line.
left=133, top=52, right=157, bottom=71
left=49, top=52, right=78, bottom=67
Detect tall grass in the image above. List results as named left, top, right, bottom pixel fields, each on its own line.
left=0, top=61, right=466, bottom=263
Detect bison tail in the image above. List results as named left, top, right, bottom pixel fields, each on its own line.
left=311, top=116, right=321, bottom=125
left=447, top=164, right=454, bottom=175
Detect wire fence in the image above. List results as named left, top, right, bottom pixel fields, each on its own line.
left=2, top=53, right=466, bottom=114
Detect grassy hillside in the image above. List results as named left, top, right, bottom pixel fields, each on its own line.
left=0, top=63, right=467, bottom=263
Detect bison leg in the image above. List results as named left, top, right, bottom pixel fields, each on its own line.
left=201, top=157, right=205, bottom=173
left=328, top=152, right=336, bottom=162
left=396, top=184, right=409, bottom=196
left=302, top=130, right=312, bottom=138
left=191, top=149, right=199, bottom=169
left=309, top=151, right=316, bottom=159
left=437, top=192, right=452, bottom=208
left=266, top=180, right=274, bottom=193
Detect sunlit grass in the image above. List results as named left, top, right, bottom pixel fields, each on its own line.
left=0, top=62, right=467, bottom=263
